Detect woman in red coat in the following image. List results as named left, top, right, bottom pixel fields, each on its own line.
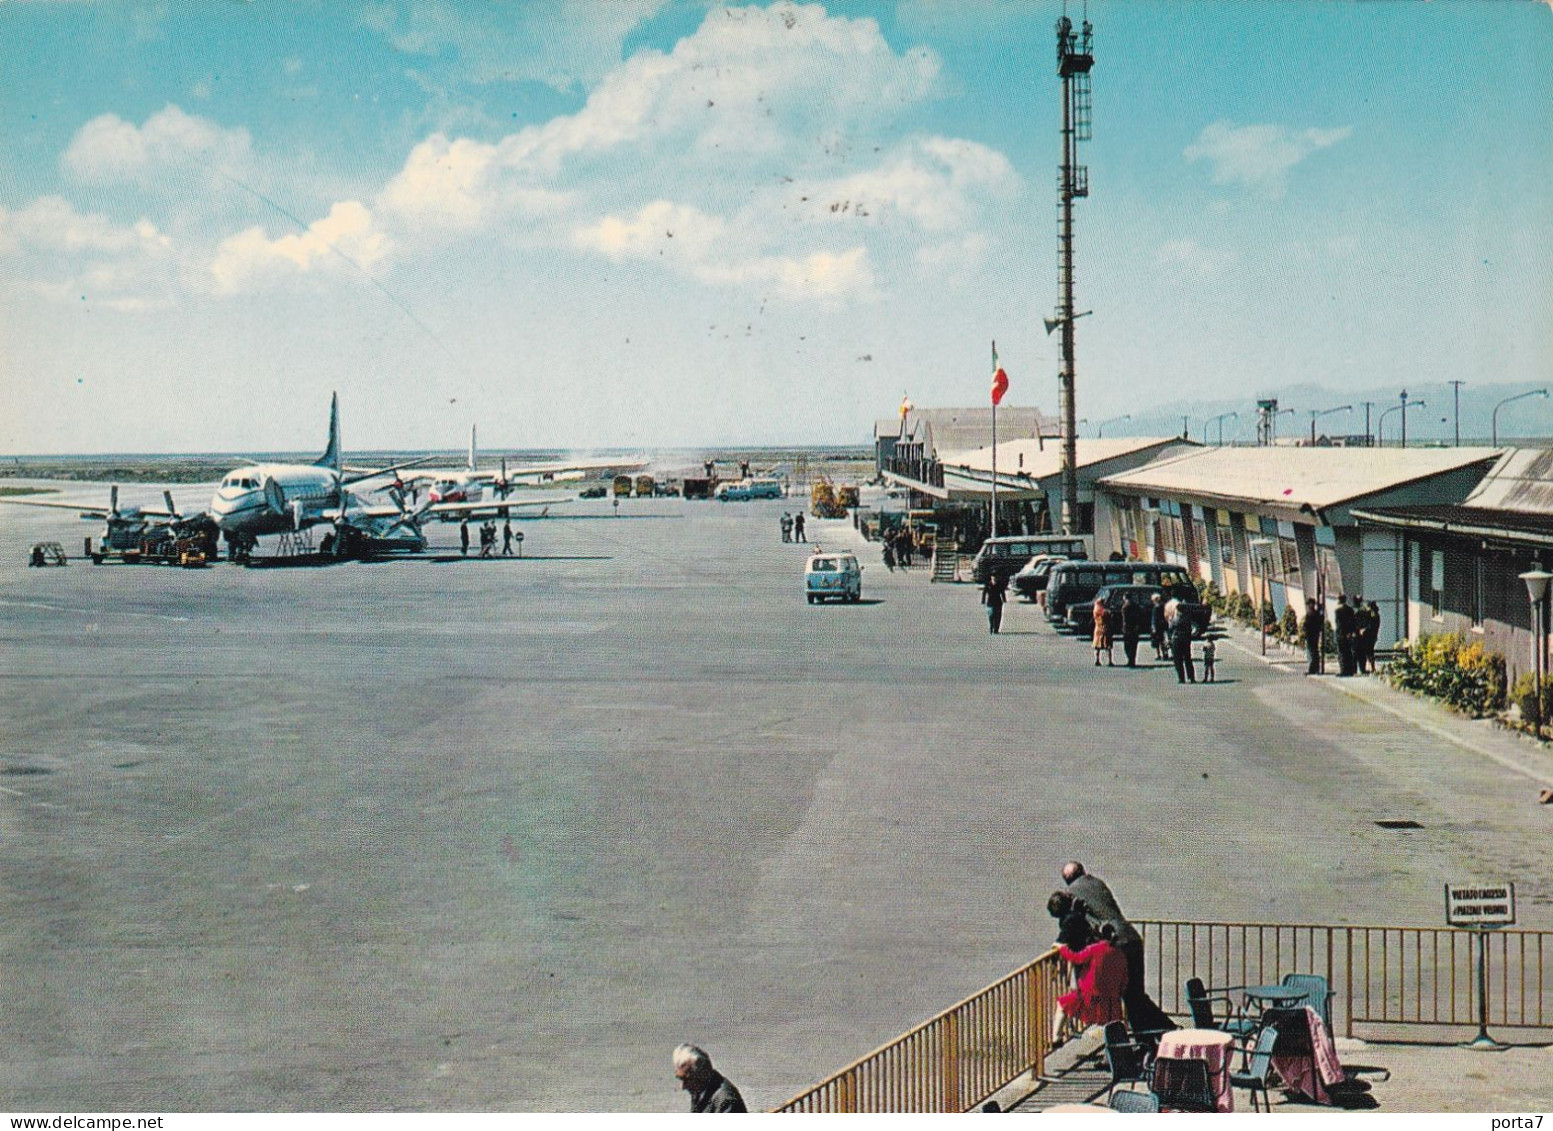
left=1051, top=924, right=1129, bottom=1043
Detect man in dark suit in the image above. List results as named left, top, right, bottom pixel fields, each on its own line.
left=1334, top=594, right=1358, bottom=676
left=1062, top=861, right=1176, bottom=1042
left=1121, top=594, right=1147, bottom=668
left=1301, top=598, right=1325, bottom=675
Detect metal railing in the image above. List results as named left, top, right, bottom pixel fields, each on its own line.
left=777, top=919, right=1553, bottom=1112
left=1138, top=920, right=1552, bottom=1038
left=775, top=949, right=1067, bottom=1113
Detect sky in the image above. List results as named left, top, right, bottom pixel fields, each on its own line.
left=1, top=0, right=1550, bottom=454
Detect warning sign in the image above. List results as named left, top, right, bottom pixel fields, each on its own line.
left=1444, top=881, right=1516, bottom=928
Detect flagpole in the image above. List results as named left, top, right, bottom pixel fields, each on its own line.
left=990, top=340, right=998, bottom=540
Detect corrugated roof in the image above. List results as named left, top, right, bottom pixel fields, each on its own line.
left=938, top=437, right=1192, bottom=483
left=874, top=407, right=1052, bottom=451
left=1461, top=448, right=1553, bottom=513
left=1097, top=445, right=1503, bottom=509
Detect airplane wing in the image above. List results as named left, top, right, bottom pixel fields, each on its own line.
left=0, top=496, right=175, bottom=518
left=340, top=454, right=443, bottom=487
left=500, top=458, right=647, bottom=481
left=424, top=496, right=572, bottom=518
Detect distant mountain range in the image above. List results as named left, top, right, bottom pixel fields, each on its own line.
left=1087, top=380, right=1552, bottom=447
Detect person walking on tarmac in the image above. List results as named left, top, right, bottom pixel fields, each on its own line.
left=793, top=512, right=806, bottom=542
left=459, top=518, right=471, bottom=557
left=982, top=572, right=1008, bottom=634
left=501, top=519, right=515, bottom=556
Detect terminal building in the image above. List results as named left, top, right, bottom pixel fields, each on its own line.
left=1091, top=446, right=1503, bottom=643
left=1350, top=448, right=1553, bottom=679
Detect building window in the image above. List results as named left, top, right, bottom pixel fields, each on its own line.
left=1279, top=537, right=1301, bottom=585
left=1218, top=514, right=1236, bottom=568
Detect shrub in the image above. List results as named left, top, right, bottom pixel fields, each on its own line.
left=1279, top=604, right=1300, bottom=643
left=1385, top=633, right=1508, bottom=717
left=1509, top=672, right=1553, bottom=731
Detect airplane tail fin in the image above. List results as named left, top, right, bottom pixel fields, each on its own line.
left=314, top=392, right=342, bottom=471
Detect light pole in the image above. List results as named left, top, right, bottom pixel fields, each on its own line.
left=1308, top=404, right=1353, bottom=446
left=1520, top=570, right=1552, bottom=741
left=1204, top=411, right=1238, bottom=446
left=1492, top=389, right=1550, bottom=446
left=1398, top=390, right=1426, bottom=449
left=1250, top=537, right=1273, bottom=656
left=1377, top=405, right=1400, bottom=447
left=1448, top=380, right=1466, bottom=446
left=1095, top=413, right=1130, bottom=438
left=1360, top=401, right=1376, bottom=447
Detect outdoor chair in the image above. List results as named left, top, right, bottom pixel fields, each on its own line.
left=1280, top=972, right=1333, bottom=1031
left=1150, top=1055, right=1217, bottom=1113
left=1108, top=1089, right=1162, bottom=1113
left=1184, top=976, right=1257, bottom=1038
left=1228, top=1024, right=1280, bottom=1113
left=1262, top=1006, right=1321, bottom=1100
left=1102, top=1020, right=1153, bottom=1099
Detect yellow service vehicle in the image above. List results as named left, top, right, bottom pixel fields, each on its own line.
left=613, top=474, right=634, bottom=498
left=634, top=474, right=655, bottom=497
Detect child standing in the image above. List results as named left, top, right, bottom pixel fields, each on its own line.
left=1202, top=638, right=1218, bottom=682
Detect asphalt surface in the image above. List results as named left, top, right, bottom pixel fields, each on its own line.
left=1, top=488, right=1549, bottom=1111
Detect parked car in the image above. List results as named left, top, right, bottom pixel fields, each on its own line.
left=969, top=534, right=1091, bottom=586
left=805, top=551, right=863, bottom=603
left=1045, top=561, right=1197, bottom=628
left=1011, top=554, right=1068, bottom=601
left=1090, top=584, right=1212, bottom=636
left=717, top=478, right=784, bottom=501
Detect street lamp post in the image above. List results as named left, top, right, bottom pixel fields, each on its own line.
left=1309, top=404, right=1353, bottom=446
left=1095, top=414, right=1130, bottom=438
left=1520, top=570, right=1552, bottom=740
left=1250, top=537, right=1273, bottom=656
left=1204, top=411, right=1238, bottom=446
left=1449, top=380, right=1466, bottom=446
left=1492, top=389, right=1551, bottom=446
left=1397, top=391, right=1425, bottom=449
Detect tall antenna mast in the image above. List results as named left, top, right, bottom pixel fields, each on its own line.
left=1053, top=6, right=1093, bottom=533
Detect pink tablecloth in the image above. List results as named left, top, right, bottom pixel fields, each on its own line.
left=1155, top=1028, right=1234, bottom=1112
left=1270, top=1006, right=1346, bottom=1103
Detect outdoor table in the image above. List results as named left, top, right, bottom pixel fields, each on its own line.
left=1242, top=984, right=1308, bottom=1011
left=1154, top=1028, right=1235, bottom=1112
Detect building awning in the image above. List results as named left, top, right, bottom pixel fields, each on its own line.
left=1352, top=505, right=1553, bottom=549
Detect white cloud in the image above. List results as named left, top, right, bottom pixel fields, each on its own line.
left=359, top=0, right=669, bottom=90
left=1155, top=238, right=1234, bottom=280
left=0, top=196, right=177, bottom=310
left=61, top=104, right=253, bottom=185
left=1184, top=121, right=1352, bottom=197
left=802, top=136, right=1015, bottom=233
left=0, top=196, right=170, bottom=256
left=376, top=133, right=572, bottom=230
left=574, top=199, right=872, bottom=301
left=210, top=200, right=392, bottom=293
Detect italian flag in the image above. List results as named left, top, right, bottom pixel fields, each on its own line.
left=991, top=343, right=1009, bottom=406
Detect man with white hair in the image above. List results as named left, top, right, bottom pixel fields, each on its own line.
left=673, top=1044, right=747, bottom=1113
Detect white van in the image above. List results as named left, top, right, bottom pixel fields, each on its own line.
left=804, top=552, right=863, bottom=604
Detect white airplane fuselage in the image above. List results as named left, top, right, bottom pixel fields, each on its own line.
left=209, top=464, right=348, bottom=538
